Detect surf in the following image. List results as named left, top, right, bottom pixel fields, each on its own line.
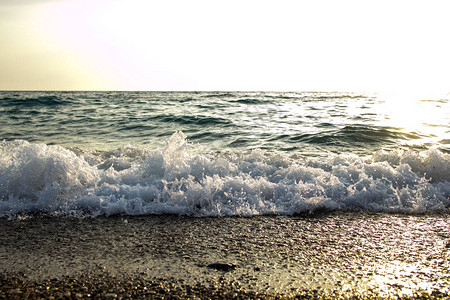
left=1, top=132, right=449, bottom=219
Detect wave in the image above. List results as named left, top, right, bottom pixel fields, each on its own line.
left=273, top=93, right=368, bottom=100
left=229, top=98, right=271, bottom=105
left=287, top=126, right=425, bottom=147
left=0, top=132, right=449, bottom=218
left=149, top=114, right=233, bottom=126
left=201, top=92, right=237, bottom=98
left=0, top=95, right=73, bottom=107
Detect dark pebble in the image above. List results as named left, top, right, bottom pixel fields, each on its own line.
left=207, top=263, right=238, bottom=271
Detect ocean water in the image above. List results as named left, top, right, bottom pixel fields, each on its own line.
left=0, top=91, right=449, bottom=218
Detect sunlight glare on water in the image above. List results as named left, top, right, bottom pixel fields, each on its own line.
left=374, top=91, right=449, bottom=148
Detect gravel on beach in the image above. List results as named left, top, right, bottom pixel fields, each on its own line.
left=2, top=271, right=450, bottom=299
left=1, top=213, right=450, bottom=299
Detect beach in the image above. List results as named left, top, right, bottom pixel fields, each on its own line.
left=1, top=212, right=449, bottom=299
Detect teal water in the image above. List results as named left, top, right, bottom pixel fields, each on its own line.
left=1, top=91, right=448, bottom=154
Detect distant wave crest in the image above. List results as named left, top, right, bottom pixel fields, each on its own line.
left=1, top=132, right=449, bottom=218
left=150, top=114, right=232, bottom=126
left=0, top=95, right=72, bottom=107
left=288, top=126, right=425, bottom=146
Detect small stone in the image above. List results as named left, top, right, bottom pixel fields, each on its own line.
left=207, top=263, right=237, bottom=272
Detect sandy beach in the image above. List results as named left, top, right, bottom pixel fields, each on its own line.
left=1, top=213, right=449, bottom=299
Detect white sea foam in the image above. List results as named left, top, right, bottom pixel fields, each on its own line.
left=1, top=132, right=449, bottom=218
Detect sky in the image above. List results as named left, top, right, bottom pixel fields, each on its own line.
left=0, top=0, right=449, bottom=94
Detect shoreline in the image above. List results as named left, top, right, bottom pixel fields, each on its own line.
left=1, top=213, right=449, bottom=298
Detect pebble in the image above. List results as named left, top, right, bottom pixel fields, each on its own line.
left=207, top=263, right=238, bottom=271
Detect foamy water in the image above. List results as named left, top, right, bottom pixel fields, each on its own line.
left=1, top=132, right=448, bottom=218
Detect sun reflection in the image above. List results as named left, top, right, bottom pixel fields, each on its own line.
left=369, top=261, right=438, bottom=297
left=374, top=91, right=449, bottom=146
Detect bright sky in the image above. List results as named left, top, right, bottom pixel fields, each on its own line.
left=1, top=0, right=449, bottom=93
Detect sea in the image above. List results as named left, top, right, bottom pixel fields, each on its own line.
left=0, top=91, right=449, bottom=218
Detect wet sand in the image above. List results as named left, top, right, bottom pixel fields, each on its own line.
left=1, top=213, right=449, bottom=299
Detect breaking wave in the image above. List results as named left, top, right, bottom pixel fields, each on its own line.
left=1, top=132, right=449, bottom=218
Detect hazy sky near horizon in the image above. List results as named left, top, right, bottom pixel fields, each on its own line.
left=1, top=0, right=449, bottom=95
